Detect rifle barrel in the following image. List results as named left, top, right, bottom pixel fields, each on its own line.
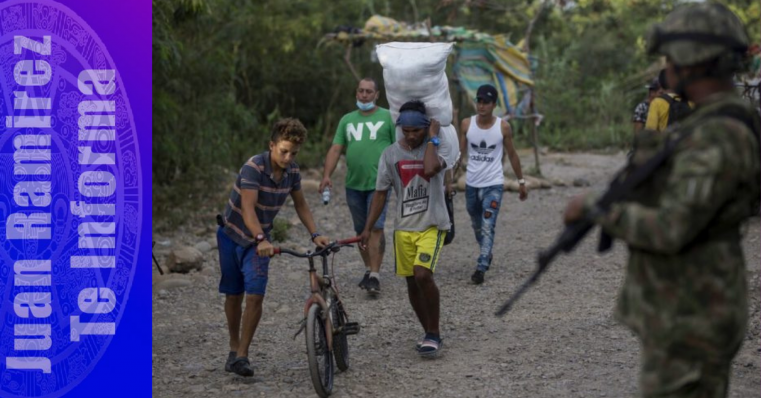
left=496, top=220, right=596, bottom=317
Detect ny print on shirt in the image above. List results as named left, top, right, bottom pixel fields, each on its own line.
left=346, top=121, right=387, bottom=141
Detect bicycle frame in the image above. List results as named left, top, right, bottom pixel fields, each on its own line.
left=303, top=254, right=334, bottom=351
left=273, top=237, right=361, bottom=352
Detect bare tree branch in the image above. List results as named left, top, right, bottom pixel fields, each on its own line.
left=343, top=45, right=361, bottom=83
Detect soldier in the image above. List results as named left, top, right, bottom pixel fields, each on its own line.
left=563, top=3, right=759, bottom=397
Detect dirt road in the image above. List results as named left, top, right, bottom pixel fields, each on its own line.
left=152, top=151, right=760, bottom=398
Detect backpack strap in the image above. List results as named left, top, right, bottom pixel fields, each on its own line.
left=659, top=93, right=676, bottom=105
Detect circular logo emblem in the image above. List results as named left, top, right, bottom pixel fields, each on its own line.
left=419, top=253, right=431, bottom=262
left=0, top=1, right=142, bottom=397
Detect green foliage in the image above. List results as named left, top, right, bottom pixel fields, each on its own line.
left=153, top=0, right=759, bottom=224
left=271, top=218, right=291, bottom=242
left=153, top=0, right=367, bottom=186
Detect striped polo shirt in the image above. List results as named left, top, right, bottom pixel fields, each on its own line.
left=222, top=151, right=302, bottom=247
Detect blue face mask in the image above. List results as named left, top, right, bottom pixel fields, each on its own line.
left=356, top=100, right=375, bottom=112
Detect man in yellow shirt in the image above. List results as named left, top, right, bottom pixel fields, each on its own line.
left=632, top=79, right=661, bottom=134
left=645, top=69, right=693, bottom=131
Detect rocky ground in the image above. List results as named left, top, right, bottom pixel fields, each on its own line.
left=152, top=150, right=760, bottom=398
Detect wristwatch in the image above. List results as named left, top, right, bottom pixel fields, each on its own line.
left=518, top=179, right=526, bottom=185
left=429, top=136, right=440, bottom=147
left=311, top=232, right=321, bottom=242
left=254, top=233, right=266, bottom=243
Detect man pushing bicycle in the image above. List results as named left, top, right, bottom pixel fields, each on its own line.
left=216, top=118, right=330, bottom=377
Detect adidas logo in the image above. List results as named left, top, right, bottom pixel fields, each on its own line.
left=470, top=140, right=496, bottom=155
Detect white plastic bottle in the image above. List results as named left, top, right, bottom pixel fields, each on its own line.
left=322, top=188, right=330, bottom=205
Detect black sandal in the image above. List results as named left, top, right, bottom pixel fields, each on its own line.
left=224, top=351, right=236, bottom=372
left=230, top=357, right=254, bottom=377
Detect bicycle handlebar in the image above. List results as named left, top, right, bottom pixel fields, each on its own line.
left=336, top=236, right=362, bottom=245
left=272, top=247, right=308, bottom=257
left=273, top=236, right=361, bottom=258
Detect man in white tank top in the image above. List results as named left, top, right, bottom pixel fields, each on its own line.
left=458, top=84, right=528, bottom=284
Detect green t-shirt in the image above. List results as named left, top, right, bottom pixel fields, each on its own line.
left=333, top=107, right=395, bottom=191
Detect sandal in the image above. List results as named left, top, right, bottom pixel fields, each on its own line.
left=224, top=351, right=236, bottom=372
left=418, top=337, right=443, bottom=358
left=415, top=334, right=425, bottom=351
left=230, top=357, right=254, bottom=377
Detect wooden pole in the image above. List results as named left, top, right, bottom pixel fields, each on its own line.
left=529, top=93, right=541, bottom=176
left=522, top=0, right=550, bottom=176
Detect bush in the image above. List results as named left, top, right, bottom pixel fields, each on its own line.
left=271, top=218, right=291, bottom=242
left=153, top=0, right=759, bottom=230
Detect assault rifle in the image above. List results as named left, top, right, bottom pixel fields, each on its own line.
left=496, top=103, right=760, bottom=317
left=495, top=132, right=688, bottom=317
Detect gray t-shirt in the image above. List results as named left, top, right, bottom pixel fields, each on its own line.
left=376, top=142, right=451, bottom=232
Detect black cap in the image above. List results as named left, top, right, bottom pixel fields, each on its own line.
left=476, top=84, right=498, bottom=103
left=657, top=69, right=669, bottom=90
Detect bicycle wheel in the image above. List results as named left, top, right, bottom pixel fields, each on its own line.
left=330, top=298, right=350, bottom=372
left=306, top=303, right=333, bottom=397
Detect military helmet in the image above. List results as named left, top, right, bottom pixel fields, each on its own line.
left=647, top=3, right=748, bottom=67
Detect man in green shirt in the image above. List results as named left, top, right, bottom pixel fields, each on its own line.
left=320, top=78, right=395, bottom=295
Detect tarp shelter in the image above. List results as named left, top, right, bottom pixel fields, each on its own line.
left=322, top=15, right=537, bottom=118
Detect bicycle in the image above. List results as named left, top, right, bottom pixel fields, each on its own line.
left=273, top=236, right=362, bottom=397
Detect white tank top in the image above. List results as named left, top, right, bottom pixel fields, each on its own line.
left=466, top=117, right=504, bottom=188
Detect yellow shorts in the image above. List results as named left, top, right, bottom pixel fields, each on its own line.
left=393, top=227, right=446, bottom=277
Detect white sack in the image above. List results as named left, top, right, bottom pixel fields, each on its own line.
left=379, top=42, right=459, bottom=169
left=377, top=42, right=454, bottom=126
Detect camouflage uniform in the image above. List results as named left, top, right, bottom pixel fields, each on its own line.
left=583, top=4, right=760, bottom=398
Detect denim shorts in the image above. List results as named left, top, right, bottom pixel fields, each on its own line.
left=216, top=227, right=270, bottom=296
left=345, top=187, right=387, bottom=235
